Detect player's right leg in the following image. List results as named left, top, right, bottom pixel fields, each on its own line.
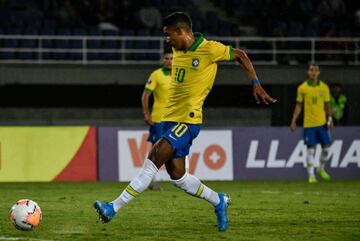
left=165, top=158, right=231, bottom=231
left=94, top=138, right=174, bottom=223
left=162, top=122, right=230, bottom=231
left=304, top=127, right=317, bottom=183
left=148, top=123, right=163, bottom=190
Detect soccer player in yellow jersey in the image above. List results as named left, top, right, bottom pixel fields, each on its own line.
left=290, top=64, right=333, bottom=184
left=94, top=12, right=276, bottom=231
left=141, top=49, right=173, bottom=190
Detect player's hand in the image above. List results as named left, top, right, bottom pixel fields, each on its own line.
left=290, top=121, right=297, bottom=131
left=327, top=118, right=334, bottom=129
left=144, top=113, right=154, bottom=126
left=253, top=84, right=277, bottom=105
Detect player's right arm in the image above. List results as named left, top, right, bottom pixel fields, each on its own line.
left=290, top=85, right=303, bottom=131
left=142, top=73, right=158, bottom=126
left=209, top=41, right=276, bottom=104
left=141, top=90, right=153, bottom=126
left=290, top=102, right=302, bottom=131
left=232, top=48, right=277, bottom=105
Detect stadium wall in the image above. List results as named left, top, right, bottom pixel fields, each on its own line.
left=98, top=127, right=360, bottom=181
left=1, top=64, right=359, bottom=85
left=0, top=126, right=97, bottom=182
left=0, top=126, right=358, bottom=181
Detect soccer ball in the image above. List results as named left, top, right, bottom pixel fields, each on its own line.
left=9, top=199, right=42, bottom=231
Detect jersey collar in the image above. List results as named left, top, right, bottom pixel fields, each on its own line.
left=188, top=32, right=204, bottom=52
left=307, top=79, right=320, bottom=86
left=161, top=67, right=170, bottom=76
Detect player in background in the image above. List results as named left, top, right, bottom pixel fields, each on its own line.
left=94, top=12, right=276, bottom=232
left=141, top=49, right=173, bottom=190
left=290, top=64, right=333, bottom=184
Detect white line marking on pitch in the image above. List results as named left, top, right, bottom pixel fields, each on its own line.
left=261, top=190, right=280, bottom=194
left=0, top=236, right=56, bottom=241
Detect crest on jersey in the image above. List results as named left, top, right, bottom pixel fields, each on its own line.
left=319, top=91, right=323, bottom=97
left=192, top=58, right=200, bottom=67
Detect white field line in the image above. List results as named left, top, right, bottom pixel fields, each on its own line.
left=0, top=236, right=56, bottom=241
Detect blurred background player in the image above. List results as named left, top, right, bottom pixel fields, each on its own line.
left=94, top=11, right=276, bottom=232
left=330, top=83, right=347, bottom=126
left=141, top=49, right=173, bottom=190
left=290, top=64, right=333, bottom=183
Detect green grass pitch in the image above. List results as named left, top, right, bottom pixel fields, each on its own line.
left=0, top=181, right=359, bottom=241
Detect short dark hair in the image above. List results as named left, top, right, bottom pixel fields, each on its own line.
left=163, top=47, right=172, bottom=55
left=308, top=63, right=319, bottom=69
left=162, top=12, right=192, bottom=31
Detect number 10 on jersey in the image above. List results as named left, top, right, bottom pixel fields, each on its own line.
left=175, top=68, right=186, bottom=83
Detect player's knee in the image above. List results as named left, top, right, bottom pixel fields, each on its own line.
left=168, top=168, right=185, bottom=180
left=148, top=139, right=174, bottom=168
left=307, top=145, right=316, bottom=149
left=321, top=145, right=330, bottom=157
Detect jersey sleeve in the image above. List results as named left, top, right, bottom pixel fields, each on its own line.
left=144, top=71, right=158, bottom=93
left=209, top=41, right=233, bottom=63
left=323, top=84, right=330, bottom=102
left=296, top=85, right=304, bottom=103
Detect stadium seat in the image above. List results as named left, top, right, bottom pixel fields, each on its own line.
left=101, top=29, right=119, bottom=60
left=69, top=28, right=86, bottom=61
left=54, top=28, right=70, bottom=60
left=86, top=28, right=102, bottom=61
left=42, top=19, right=57, bottom=30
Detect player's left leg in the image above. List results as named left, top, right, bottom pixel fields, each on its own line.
left=316, top=125, right=332, bottom=181
left=94, top=138, right=174, bottom=223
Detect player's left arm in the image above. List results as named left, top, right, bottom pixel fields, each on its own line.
left=232, top=48, right=277, bottom=105
left=325, top=102, right=334, bottom=128
left=324, top=84, right=333, bottom=128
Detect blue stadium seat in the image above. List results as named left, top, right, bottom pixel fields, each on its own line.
left=205, top=11, right=219, bottom=35
left=288, top=22, right=304, bottom=37
left=1, top=34, right=17, bottom=59
left=42, top=19, right=56, bottom=30
left=69, top=28, right=86, bottom=60
left=26, top=19, right=41, bottom=30
left=39, top=28, right=55, bottom=60
left=86, top=29, right=102, bottom=61
left=162, top=0, right=178, bottom=6
left=54, top=28, right=70, bottom=60
left=101, top=30, right=119, bottom=60
left=18, top=28, right=38, bottom=60
left=217, top=21, right=231, bottom=36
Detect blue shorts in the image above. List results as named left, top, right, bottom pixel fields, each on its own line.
left=161, top=122, right=201, bottom=158
left=148, top=122, right=165, bottom=145
left=303, top=124, right=331, bottom=146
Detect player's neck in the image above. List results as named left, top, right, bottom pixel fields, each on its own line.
left=183, top=32, right=196, bottom=50
left=309, top=79, right=318, bottom=86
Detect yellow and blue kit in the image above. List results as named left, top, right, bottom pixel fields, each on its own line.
left=144, top=67, right=171, bottom=144
left=162, top=33, right=233, bottom=157
left=297, top=80, right=331, bottom=146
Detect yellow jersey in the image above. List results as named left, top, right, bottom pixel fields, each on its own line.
left=162, top=33, right=233, bottom=124
left=144, top=67, right=172, bottom=123
left=296, top=80, right=330, bottom=128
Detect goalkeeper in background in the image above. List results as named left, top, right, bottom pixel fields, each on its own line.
left=290, top=64, right=333, bottom=184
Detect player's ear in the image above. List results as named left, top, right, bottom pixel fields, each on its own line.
left=175, top=27, right=185, bottom=36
